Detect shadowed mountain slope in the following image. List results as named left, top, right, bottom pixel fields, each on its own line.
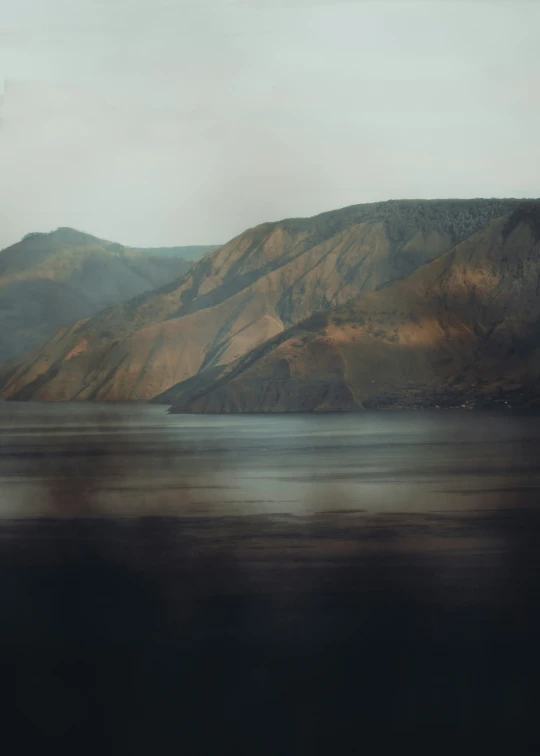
left=160, top=203, right=540, bottom=412
left=0, top=199, right=528, bottom=401
left=0, top=228, right=193, bottom=361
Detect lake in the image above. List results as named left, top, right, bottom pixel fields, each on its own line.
left=1, top=402, right=540, bottom=753
left=1, top=401, right=539, bottom=518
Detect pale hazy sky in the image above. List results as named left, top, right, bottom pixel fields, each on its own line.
left=1, top=0, right=539, bottom=249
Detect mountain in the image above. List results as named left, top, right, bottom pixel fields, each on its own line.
left=0, top=227, right=192, bottom=361
left=133, top=245, right=220, bottom=261
left=0, top=199, right=528, bottom=402
left=159, top=202, right=540, bottom=413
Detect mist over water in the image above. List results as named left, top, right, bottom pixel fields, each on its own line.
left=1, top=403, right=540, bottom=753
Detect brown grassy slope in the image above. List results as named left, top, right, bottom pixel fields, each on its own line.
left=0, top=199, right=526, bottom=401
left=0, top=227, right=191, bottom=361
left=163, top=203, right=540, bottom=412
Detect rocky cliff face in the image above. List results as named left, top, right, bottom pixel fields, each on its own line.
left=161, top=203, right=540, bottom=413
left=0, top=228, right=192, bottom=361
left=0, top=200, right=527, bottom=401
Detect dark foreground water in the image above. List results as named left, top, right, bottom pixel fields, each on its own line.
left=1, top=403, right=540, bottom=754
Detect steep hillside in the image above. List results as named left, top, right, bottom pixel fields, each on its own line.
left=0, top=200, right=527, bottom=401
left=161, top=203, right=540, bottom=413
left=0, top=228, right=191, bottom=361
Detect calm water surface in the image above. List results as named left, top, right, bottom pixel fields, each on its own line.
left=1, top=402, right=538, bottom=518
left=2, top=403, right=540, bottom=753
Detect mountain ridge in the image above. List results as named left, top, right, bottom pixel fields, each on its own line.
left=160, top=207, right=540, bottom=413
left=0, top=227, right=197, bottom=361
left=0, top=199, right=533, bottom=402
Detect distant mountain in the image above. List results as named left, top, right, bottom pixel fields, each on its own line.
left=160, top=202, right=540, bottom=412
left=133, top=245, right=220, bottom=261
left=0, top=200, right=530, bottom=402
left=0, top=228, right=191, bottom=361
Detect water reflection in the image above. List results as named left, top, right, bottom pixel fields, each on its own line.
left=1, top=403, right=540, bottom=753
left=2, top=403, right=540, bottom=518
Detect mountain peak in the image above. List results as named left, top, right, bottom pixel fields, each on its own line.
left=19, top=227, right=100, bottom=247
left=0, top=228, right=192, bottom=362
left=51, top=227, right=101, bottom=244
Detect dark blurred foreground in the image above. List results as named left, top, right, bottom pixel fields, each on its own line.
left=2, top=505, right=540, bottom=755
